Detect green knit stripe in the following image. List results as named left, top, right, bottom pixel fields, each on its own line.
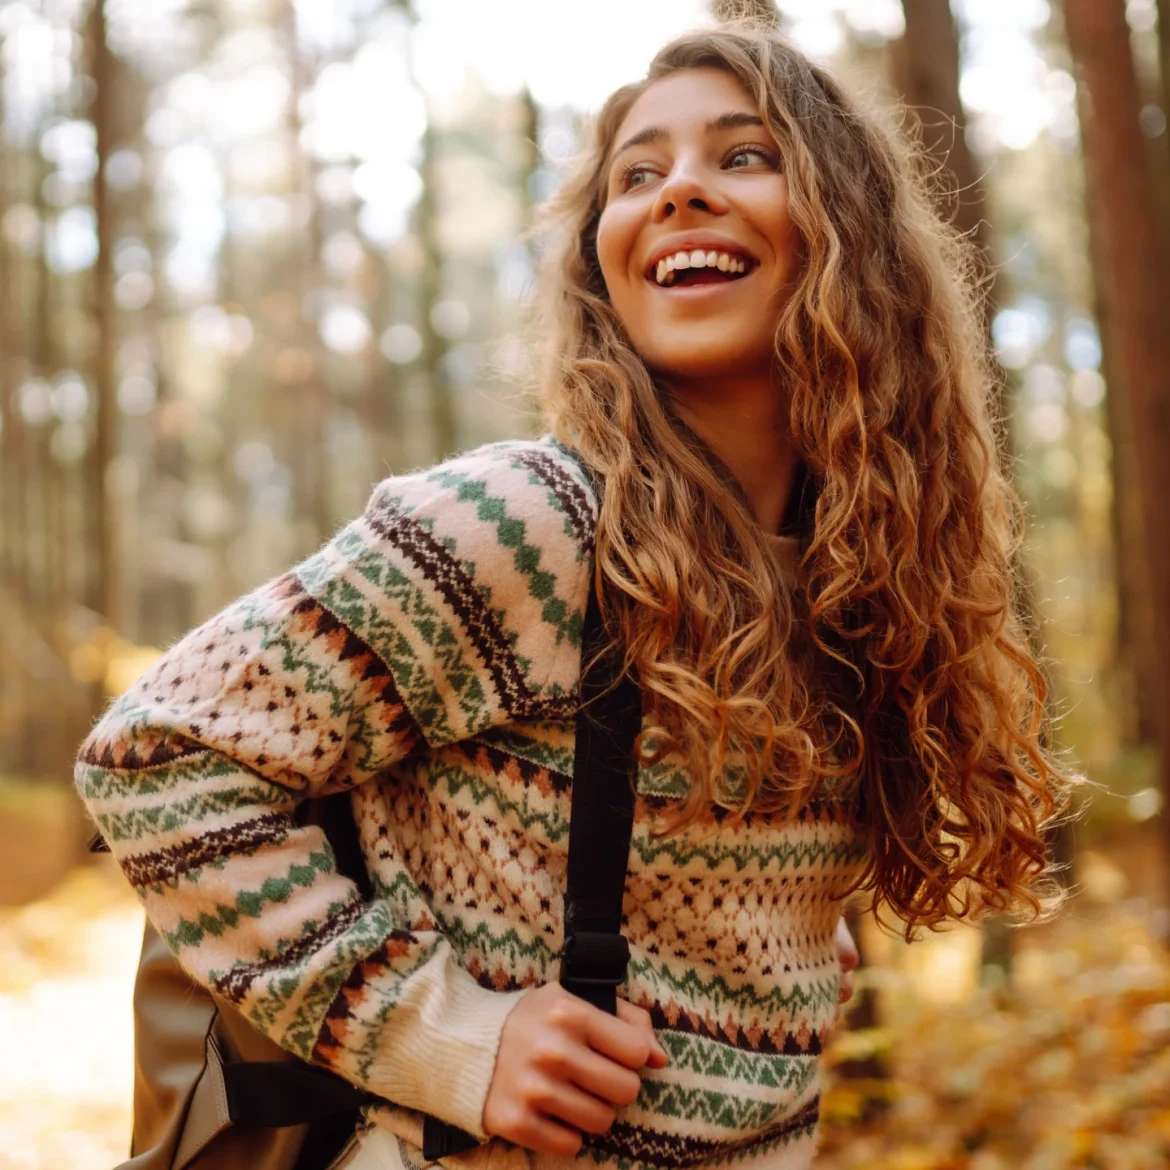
left=299, top=537, right=481, bottom=746
left=423, top=468, right=584, bottom=647
left=160, top=848, right=338, bottom=951
left=422, top=755, right=572, bottom=842
left=628, top=823, right=869, bottom=874
left=628, top=954, right=840, bottom=1016
left=655, top=1031, right=817, bottom=1092
left=473, top=722, right=576, bottom=777
left=436, top=914, right=560, bottom=974
left=635, top=1078, right=809, bottom=1134
left=81, top=756, right=295, bottom=847
left=281, top=919, right=444, bottom=1061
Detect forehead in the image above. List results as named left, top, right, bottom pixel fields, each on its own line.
left=613, top=67, right=758, bottom=143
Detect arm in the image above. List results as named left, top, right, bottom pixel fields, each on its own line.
left=75, top=442, right=595, bottom=1139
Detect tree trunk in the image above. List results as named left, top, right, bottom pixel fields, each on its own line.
left=892, top=2, right=991, bottom=265
left=0, top=55, right=26, bottom=605
left=1090, top=167, right=1160, bottom=748
left=416, top=110, right=456, bottom=461
left=282, top=0, right=331, bottom=548
left=1064, top=0, right=1170, bottom=875
left=87, top=0, right=118, bottom=627
left=892, top=0, right=1058, bottom=959
left=893, top=1, right=1010, bottom=441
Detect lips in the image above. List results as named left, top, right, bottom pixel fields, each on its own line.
left=643, top=242, right=759, bottom=288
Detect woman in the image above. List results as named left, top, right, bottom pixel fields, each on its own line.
left=75, top=22, right=1070, bottom=1170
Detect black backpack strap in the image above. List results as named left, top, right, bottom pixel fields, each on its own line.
left=559, top=572, right=642, bottom=1014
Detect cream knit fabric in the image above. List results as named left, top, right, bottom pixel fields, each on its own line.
left=76, top=436, right=865, bottom=1169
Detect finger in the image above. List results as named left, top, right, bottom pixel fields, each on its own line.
left=543, top=1082, right=619, bottom=1136
left=508, top=1112, right=584, bottom=1158
left=582, top=1004, right=660, bottom=1070
left=616, top=999, right=669, bottom=1067
left=565, top=1043, right=645, bottom=1107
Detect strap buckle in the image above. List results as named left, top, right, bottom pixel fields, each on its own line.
left=560, top=930, right=630, bottom=990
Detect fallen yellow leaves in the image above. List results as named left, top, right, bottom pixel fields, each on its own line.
left=0, top=864, right=1166, bottom=1170
left=817, top=906, right=1170, bottom=1170
left=0, top=863, right=142, bottom=1170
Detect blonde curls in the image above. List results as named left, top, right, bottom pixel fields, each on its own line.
left=534, top=23, right=1075, bottom=934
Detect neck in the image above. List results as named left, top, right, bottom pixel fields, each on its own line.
left=662, top=370, right=798, bottom=536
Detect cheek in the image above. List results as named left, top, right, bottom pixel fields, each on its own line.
left=754, top=183, right=799, bottom=281
left=595, top=207, right=638, bottom=302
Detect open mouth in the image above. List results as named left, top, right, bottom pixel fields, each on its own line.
left=646, top=248, right=757, bottom=288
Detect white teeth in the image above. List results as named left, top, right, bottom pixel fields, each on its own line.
left=652, top=250, right=752, bottom=284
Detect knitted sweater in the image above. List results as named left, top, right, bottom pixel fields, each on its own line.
left=75, top=436, right=867, bottom=1170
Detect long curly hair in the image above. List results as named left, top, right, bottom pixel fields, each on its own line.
left=534, top=23, right=1074, bottom=933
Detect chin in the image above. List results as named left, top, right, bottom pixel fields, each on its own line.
left=645, top=344, right=771, bottom=382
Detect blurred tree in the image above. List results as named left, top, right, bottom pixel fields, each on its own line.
left=891, top=1, right=1048, bottom=971
left=892, top=2, right=989, bottom=260
left=1159, top=2, right=1170, bottom=151
left=1064, top=0, right=1170, bottom=872
left=0, top=48, right=26, bottom=608
left=283, top=0, right=331, bottom=549
left=891, top=1, right=1001, bottom=346
left=1091, top=163, right=1159, bottom=752
left=87, top=0, right=118, bottom=628
left=416, top=106, right=456, bottom=460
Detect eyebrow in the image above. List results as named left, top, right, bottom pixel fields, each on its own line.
left=611, top=111, right=766, bottom=161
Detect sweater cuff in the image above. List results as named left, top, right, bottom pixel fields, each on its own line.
left=365, top=954, right=531, bottom=1140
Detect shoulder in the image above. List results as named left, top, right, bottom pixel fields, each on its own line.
left=358, top=438, right=597, bottom=691
left=367, top=435, right=599, bottom=561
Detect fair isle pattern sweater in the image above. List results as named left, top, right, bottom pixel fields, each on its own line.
left=75, top=436, right=867, bottom=1170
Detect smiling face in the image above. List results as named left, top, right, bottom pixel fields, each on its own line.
left=596, top=67, right=800, bottom=385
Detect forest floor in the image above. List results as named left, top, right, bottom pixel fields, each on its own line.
left=0, top=813, right=1167, bottom=1170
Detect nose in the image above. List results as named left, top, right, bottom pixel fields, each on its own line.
left=652, top=157, right=730, bottom=223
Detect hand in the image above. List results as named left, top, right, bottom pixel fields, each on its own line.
left=835, top=916, right=860, bottom=1007
left=482, top=984, right=669, bottom=1157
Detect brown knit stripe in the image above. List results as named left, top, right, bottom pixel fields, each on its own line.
left=589, top=1097, right=820, bottom=1168
left=647, top=1003, right=825, bottom=1057
left=456, top=739, right=573, bottom=796
left=121, top=813, right=291, bottom=887
left=278, top=570, right=426, bottom=751
left=310, top=929, right=418, bottom=1066
left=213, top=896, right=368, bottom=1003
left=642, top=794, right=839, bottom=829
left=365, top=496, right=577, bottom=722
left=79, top=732, right=204, bottom=771
left=510, top=449, right=595, bottom=547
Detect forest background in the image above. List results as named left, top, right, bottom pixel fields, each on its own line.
left=1, top=0, right=1169, bottom=1167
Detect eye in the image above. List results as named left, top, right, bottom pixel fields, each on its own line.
left=619, top=163, right=657, bottom=192
left=725, top=145, right=779, bottom=170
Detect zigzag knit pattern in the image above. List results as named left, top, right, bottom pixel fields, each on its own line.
left=75, top=436, right=868, bottom=1170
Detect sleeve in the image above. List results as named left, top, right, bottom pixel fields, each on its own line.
left=73, top=441, right=596, bottom=1140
